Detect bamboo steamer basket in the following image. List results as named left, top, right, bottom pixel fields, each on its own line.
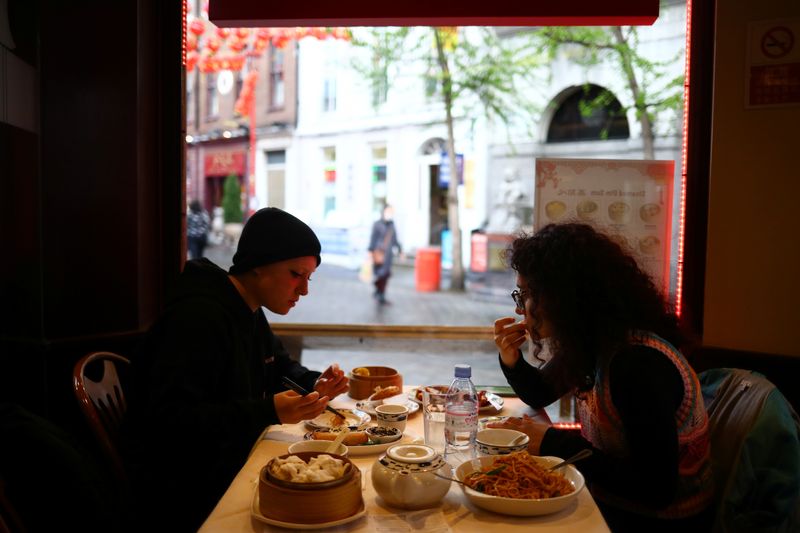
left=347, top=366, right=403, bottom=400
left=259, top=451, right=362, bottom=524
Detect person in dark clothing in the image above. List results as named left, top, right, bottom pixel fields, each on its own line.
left=368, top=204, right=402, bottom=304
left=123, top=207, right=349, bottom=532
left=491, top=223, right=714, bottom=532
left=0, top=402, right=126, bottom=533
left=187, top=199, right=211, bottom=259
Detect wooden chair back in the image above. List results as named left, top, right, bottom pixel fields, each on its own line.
left=72, top=351, right=130, bottom=486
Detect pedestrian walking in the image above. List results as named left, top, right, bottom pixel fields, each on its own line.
left=187, top=199, right=211, bottom=259
left=368, top=204, right=402, bottom=304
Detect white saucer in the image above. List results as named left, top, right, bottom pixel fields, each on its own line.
left=251, top=489, right=367, bottom=529
left=355, top=399, right=420, bottom=416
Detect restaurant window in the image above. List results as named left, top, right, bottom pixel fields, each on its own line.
left=269, top=45, right=286, bottom=110
left=205, top=72, right=219, bottom=120
left=322, top=76, right=337, bottom=112
left=185, top=4, right=689, bottom=388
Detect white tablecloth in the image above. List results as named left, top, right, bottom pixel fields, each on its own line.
left=199, top=389, right=610, bottom=532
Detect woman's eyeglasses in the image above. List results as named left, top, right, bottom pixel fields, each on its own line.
left=511, top=289, right=528, bottom=309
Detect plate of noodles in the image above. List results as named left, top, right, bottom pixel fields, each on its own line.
left=454, top=451, right=584, bottom=516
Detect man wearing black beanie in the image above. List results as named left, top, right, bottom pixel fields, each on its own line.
left=124, top=207, right=348, bottom=533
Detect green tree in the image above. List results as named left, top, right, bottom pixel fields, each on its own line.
left=533, top=25, right=684, bottom=159
left=222, top=174, right=243, bottom=223
left=351, top=27, right=543, bottom=290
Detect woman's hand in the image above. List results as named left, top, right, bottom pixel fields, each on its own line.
left=314, top=363, right=349, bottom=399
left=488, top=414, right=550, bottom=455
left=274, top=390, right=329, bottom=424
left=494, top=317, right=527, bottom=368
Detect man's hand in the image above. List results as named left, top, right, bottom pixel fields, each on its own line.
left=274, top=390, right=329, bottom=424
left=314, top=363, right=349, bottom=399
left=494, top=317, right=527, bottom=368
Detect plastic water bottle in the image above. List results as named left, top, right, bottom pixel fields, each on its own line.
left=444, top=364, right=479, bottom=455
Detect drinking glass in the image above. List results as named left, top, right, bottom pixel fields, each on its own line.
left=422, top=390, right=448, bottom=454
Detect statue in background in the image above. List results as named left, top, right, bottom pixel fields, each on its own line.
left=487, top=167, right=529, bottom=233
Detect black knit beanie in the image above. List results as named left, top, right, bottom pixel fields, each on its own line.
left=229, top=207, right=321, bottom=275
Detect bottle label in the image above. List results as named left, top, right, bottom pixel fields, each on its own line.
left=445, top=410, right=478, bottom=431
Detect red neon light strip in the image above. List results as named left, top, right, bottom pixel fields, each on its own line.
left=181, top=0, right=187, bottom=66
left=553, top=422, right=582, bottom=431
left=675, top=0, right=693, bottom=317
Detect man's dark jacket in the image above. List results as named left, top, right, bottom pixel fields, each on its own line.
left=123, top=258, right=320, bottom=531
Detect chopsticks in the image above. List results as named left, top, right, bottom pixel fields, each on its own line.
left=280, top=376, right=348, bottom=421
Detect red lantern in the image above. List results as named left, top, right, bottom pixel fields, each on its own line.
left=189, top=19, right=205, bottom=36
left=229, top=38, right=246, bottom=52
left=206, top=37, right=221, bottom=53
left=186, top=51, right=199, bottom=72
left=235, top=28, right=250, bottom=39
left=272, top=33, right=289, bottom=49
left=256, top=28, right=272, bottom=41
left=231, top=54, right=246, bottom=70
left=216, top=27, right=231, bottom=40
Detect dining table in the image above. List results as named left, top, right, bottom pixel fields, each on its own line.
left=198, top=387, right=611, bottom=532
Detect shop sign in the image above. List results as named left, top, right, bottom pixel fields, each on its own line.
left=439, top=152, right=464, bottom=188
left=205, top=151, right=245, bottom=176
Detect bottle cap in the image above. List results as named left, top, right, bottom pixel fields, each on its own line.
left=454, top=364, right=471, bottom=378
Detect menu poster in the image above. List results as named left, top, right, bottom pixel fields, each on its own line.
left=534, top=158, right=674, bottom=295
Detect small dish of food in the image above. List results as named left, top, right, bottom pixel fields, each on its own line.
left=305, top=408, right=370, bottom=431
left=478, top=390, right=505, bottom=413
left=365, top=426, right=402, bottom=444
left=408, top=385, right=450, bottom=405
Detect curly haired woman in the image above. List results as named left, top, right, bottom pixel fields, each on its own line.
left=492, top=223, right=714, bottom=532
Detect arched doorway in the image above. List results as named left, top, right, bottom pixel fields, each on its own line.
left=546, top=84, right=630, bottom=142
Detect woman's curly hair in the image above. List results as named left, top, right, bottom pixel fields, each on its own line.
left=507, top=223, right=683, bottom=393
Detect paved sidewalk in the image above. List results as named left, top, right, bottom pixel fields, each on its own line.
left=202, top=242, right=521, bottom=387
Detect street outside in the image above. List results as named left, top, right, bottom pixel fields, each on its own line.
left=202, top=240, right=525, bottom=391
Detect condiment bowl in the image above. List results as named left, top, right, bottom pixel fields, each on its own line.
left=475, top=428, right=529, bottom=455
left=288, top=439, right=349, bottom=457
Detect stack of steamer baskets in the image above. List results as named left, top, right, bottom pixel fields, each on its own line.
left=258, top=451, right=363, bottom=524
left=347, top=366, right=403, bottom=400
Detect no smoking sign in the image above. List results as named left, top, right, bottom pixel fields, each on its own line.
left=747, top=18, right=800, bottom=107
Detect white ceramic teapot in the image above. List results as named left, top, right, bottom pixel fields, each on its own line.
left=371, top=444, right=452, bottom=509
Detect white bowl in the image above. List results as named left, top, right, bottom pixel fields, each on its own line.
left=288, top=440, right=349, bottom=457
left=454, top=455, right=584, bottom=516
left=475, top=428, right=529, bottom=455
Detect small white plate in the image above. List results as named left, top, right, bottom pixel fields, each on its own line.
left=407, top=386, right=450, bottom=405
left=355, top=399, right=420, bottom=416
left=251, top=488, right=367, bottom=529
left=305, top=409, right=370, bottom=431
left=408, top=388, right=504, bottom=413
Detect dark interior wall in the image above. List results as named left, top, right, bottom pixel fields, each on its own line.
left=0, top=0, right=183, bottom=430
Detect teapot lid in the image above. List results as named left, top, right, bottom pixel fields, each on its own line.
left=387, top=444, right=437, bottom=463
left=378, top=444, right=447, bottom=473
